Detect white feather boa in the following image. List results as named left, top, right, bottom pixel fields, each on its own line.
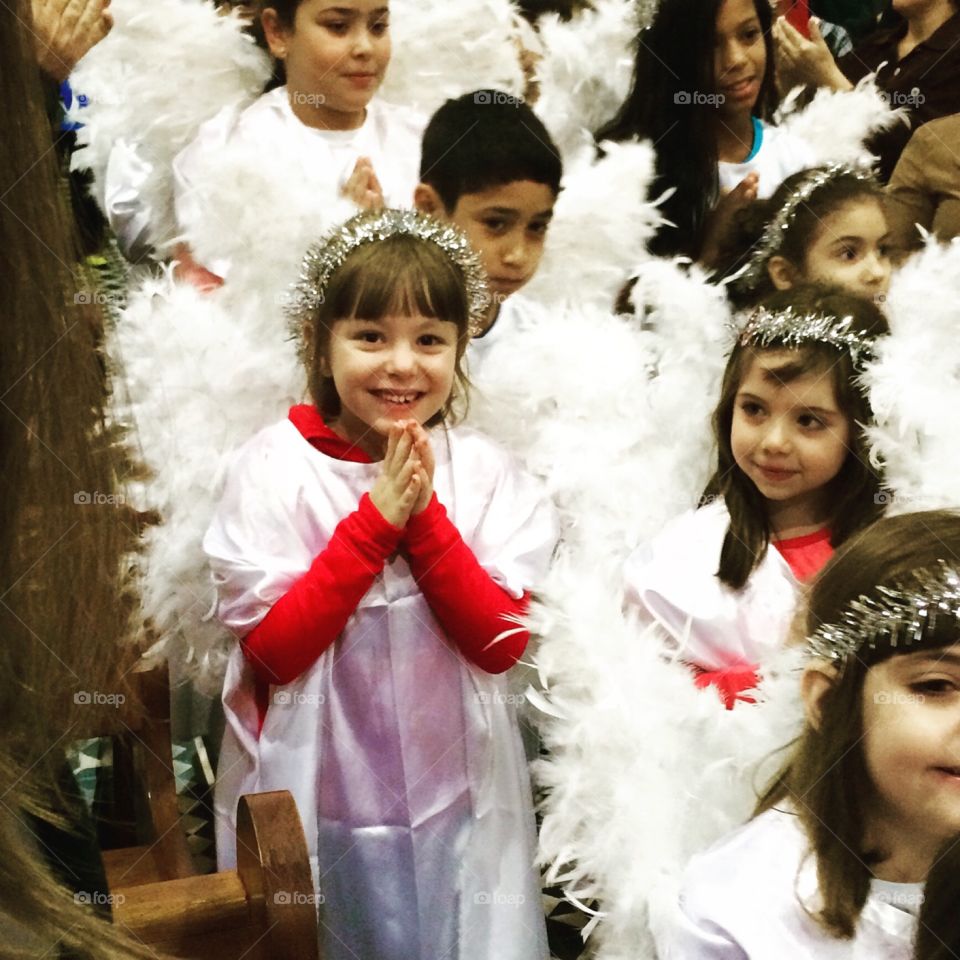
left=467, top=260, right=806, bottom=958
left=381, top=0, right=526, bottom=115
left=776, top=75, right=904, bottom=166
left=109, top=272, right=305, bottom=694
left=863, top=239, right=960, bottom=514
left=68, top=0, right=270, bottom=250
left=532, top=0, right=638, bottom=158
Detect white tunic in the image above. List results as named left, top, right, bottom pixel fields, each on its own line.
left=173, top=88, right=424, bottom=277
left=204, top=418, right=556, bottom=960
left=718, top=121, right=816, bottom=199
left=623, top=501, right=801, bottom=671
left=656, top=807, right=919, bottom=959
left=466, top=293, right=546, bottom=380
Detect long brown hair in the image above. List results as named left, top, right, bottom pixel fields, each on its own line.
left=755, top=510, right=960, bottom=939
left=0, top=2, right=154, bottom=955
left=702, top=286, right=888, bottom=590
left=305, top=232, right=472, bottom=427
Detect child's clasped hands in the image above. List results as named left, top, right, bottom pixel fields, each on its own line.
left=369, top=420, right=434, bottom=527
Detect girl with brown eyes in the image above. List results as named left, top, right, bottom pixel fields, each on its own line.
left=716, top=164, right=893, bottom=309
left=658, top=509, right=960, bottom=958
left=624, top=286, right=888, bottom=709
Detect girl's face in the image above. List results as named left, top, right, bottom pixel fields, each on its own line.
left=264, top=0, right=391, bottom=130
left=731, top=349, right=851, bottom=529
left=323, top=310, right=457, bottom=458
left=783, top=198, right=892, bottom=302
left=862, top=644, right=960, bottom=865
left=714, top=0, right=767, bottom=119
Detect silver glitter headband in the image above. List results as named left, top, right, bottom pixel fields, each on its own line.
left=807, top=563, right=960, bottom=664
left=735, top=305, right=877, bottom=367
left=733, top=164, right=878, bottom=292
left=286, top=209, right=492, bottom=346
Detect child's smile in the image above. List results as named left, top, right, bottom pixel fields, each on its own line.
left=731, top=349, right=850, bottom=532
left=324, top=311, right=457, bottom=458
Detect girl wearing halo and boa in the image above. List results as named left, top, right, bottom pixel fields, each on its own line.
left=623, top=286, right=889, bottom=707
left=657, top=509, right=960, bottom=958
left=204, top=209, right=557, bottom=960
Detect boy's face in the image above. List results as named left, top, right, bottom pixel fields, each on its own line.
left=427, top=181, right=555, bottom=303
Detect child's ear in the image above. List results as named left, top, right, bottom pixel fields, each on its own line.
left=801, top=661, right=837, bottom=731
left=767, top=256, right=797, bottom=291
left=413, top=184, right=445, bottom=218
left=261, top=8, right=289, bottom=59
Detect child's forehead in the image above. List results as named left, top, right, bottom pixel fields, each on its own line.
left=738, top=348, right=841, bottom=395
left=452, top=180, right=557, bottom=218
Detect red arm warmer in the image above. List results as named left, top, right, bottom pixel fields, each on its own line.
left=241, top=493, right=403, bottom=685
left=403, top=494, right=530, bottom=674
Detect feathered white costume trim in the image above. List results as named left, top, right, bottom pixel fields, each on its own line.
left=468, top=256, right=807, bottom=958
left=381, top=0, right=526, bottom=115
left=68, top=0, right=270, bottom=251
left=523, top=139, right=661, bottom=311
left=109, top=272, right=305, bottom=695
left=532, top=0, right=638, bottom=158
left=864, top=238, right=960, bottom=514
left=776, top=75, right=905, bottom=167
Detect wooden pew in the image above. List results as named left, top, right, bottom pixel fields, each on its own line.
left=111, top=791, right=319, bottom=959
left=98, top=664, right=197, bottom=888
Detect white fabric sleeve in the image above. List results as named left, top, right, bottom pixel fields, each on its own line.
left=468, top=445, right=559, bottom=601
left=202, top=434, right=322, bottom=638
left=104, top=139, right=155, bottom=260
left=656, top=905, right=750, bottom=960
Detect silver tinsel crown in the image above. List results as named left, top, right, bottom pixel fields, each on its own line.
left=733, top=164, right=878, bottom=291
left=286, top=208, right=492, bottom=347
left=807, top=562, right=960, bottom=664
left=735, top=305, right=876, bottom=367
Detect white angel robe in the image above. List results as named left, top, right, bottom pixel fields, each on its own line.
left=623, top=501, right=801, bottom=671
left=173, top=88, right=424, bottom=277
left=656, top=806, right=919, bottom=958
left=717, top=121, right=816, bottom=198
left=204, top=419, right=556, bottom=960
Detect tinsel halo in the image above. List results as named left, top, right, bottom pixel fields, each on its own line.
left=734, top=304, right=877, bottom=367
left=286, top=208, right=492, bottom=349
left=807, top=562, right=960, bottom=664
left=733, top=163, right=878, bottom=292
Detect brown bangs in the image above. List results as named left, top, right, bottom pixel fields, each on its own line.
left=327, top=234, right=470, bottom=343
left=307, top=233, right=472, bottom=426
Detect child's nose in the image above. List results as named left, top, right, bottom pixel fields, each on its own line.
left=502, top=234, right=530, bottom=266
left=761, top=421, right=791, bottom=452
left=862, top=251, right=889, bottom=284
left=385, top=341, right=416, bottom=374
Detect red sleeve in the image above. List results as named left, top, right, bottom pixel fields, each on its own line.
left=242, top=493, right=403, bottom=685
left=402, top=494, right=530, bottom=675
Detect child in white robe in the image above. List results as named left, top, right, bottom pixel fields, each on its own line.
left=657, top=508, right=960, bottom=958
left=173, top=0, right=424, bottom=284
left=204, top=209, right=556, bottom=960
left=624, top=285, right=888, bottom=706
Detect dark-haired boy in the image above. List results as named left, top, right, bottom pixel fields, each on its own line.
left=413, top=90, right=563, bottom=371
